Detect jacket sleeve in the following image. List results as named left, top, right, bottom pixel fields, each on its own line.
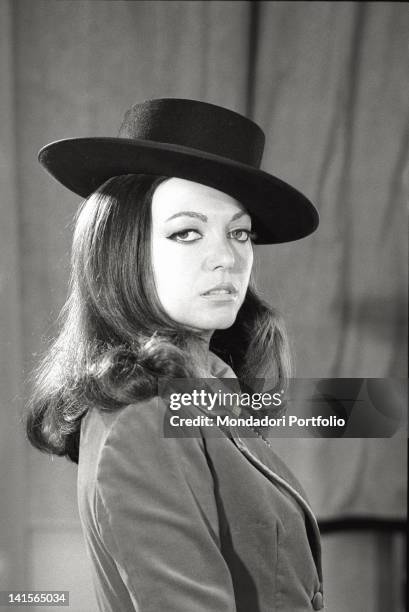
left=95, top=399, right=237, bottom=612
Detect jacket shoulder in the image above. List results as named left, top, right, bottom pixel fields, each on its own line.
left=83, top=399, right=235, bottom=611
left=95, top=397, right=208, bottom=496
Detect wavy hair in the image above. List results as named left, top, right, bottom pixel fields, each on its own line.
left=25, top=174, right=291, bottom=463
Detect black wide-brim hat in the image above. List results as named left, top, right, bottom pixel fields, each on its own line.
left=38, top=98, right=318, bottom=244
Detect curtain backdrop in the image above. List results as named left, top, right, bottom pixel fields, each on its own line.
left=1, top=2, right=407, bottom=611
left=251, top=0, right=407, bottom=524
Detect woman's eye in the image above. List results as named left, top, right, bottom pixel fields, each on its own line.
left=229, top=229, right=252, bottom=242
left=168, top=229, right=202, bottom=243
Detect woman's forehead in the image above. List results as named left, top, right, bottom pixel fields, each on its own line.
left=151, top=177, right=250, bottom=221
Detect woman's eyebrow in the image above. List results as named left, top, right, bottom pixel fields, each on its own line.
left=165, top=211, right=249, bottom=222
left=166, top=211, right=207, bottom=222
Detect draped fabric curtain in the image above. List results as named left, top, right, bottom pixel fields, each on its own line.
left=253, top=2, right=407, bottom=380
left=1, top=2, right=407, bottom=611
left=250, top=0, right=407, bottom=523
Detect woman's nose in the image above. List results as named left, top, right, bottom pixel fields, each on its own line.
left=205, top=236, right=235, bottom=270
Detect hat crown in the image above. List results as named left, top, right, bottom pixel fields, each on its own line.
left=118, top=98, right=265, bottom=168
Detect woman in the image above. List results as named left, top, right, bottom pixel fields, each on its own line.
left=26, top=99, right=324, bottom=611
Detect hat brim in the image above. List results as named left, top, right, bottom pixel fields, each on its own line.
left=38, top=137, right=319, bottom=244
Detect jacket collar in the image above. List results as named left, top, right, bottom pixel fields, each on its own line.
left=208, top=351, right=237, bottom=379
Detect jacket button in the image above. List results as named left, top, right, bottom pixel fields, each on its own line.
left=312, top=591, right=324, bottom=610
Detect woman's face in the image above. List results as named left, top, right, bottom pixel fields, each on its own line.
left=151, top=178, right=254, bottom=336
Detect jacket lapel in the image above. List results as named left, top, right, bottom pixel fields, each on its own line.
left=207, top=352, right=322, bottom=580
left=228, top=428, right=322, bottom=581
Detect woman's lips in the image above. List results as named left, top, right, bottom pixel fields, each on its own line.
left=201, top=293, right=238, bottom=302
left=201, top=284, right=239, bottom=301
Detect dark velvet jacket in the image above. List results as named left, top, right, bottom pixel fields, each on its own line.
left=77, top=353, right=325, bottom=612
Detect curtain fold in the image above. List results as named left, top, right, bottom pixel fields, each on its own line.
left=0, top=0, right=27, bottom=589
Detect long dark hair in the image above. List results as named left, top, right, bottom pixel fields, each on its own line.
left=25, top=174, right=291, bottom=463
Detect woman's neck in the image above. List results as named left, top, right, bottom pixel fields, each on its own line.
left=186, top=334, right=212, bottom=376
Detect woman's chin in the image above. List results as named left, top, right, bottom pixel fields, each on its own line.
left=193, top=314, right=237, bottom=331
left=173, top=307, right=240, bottom=333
